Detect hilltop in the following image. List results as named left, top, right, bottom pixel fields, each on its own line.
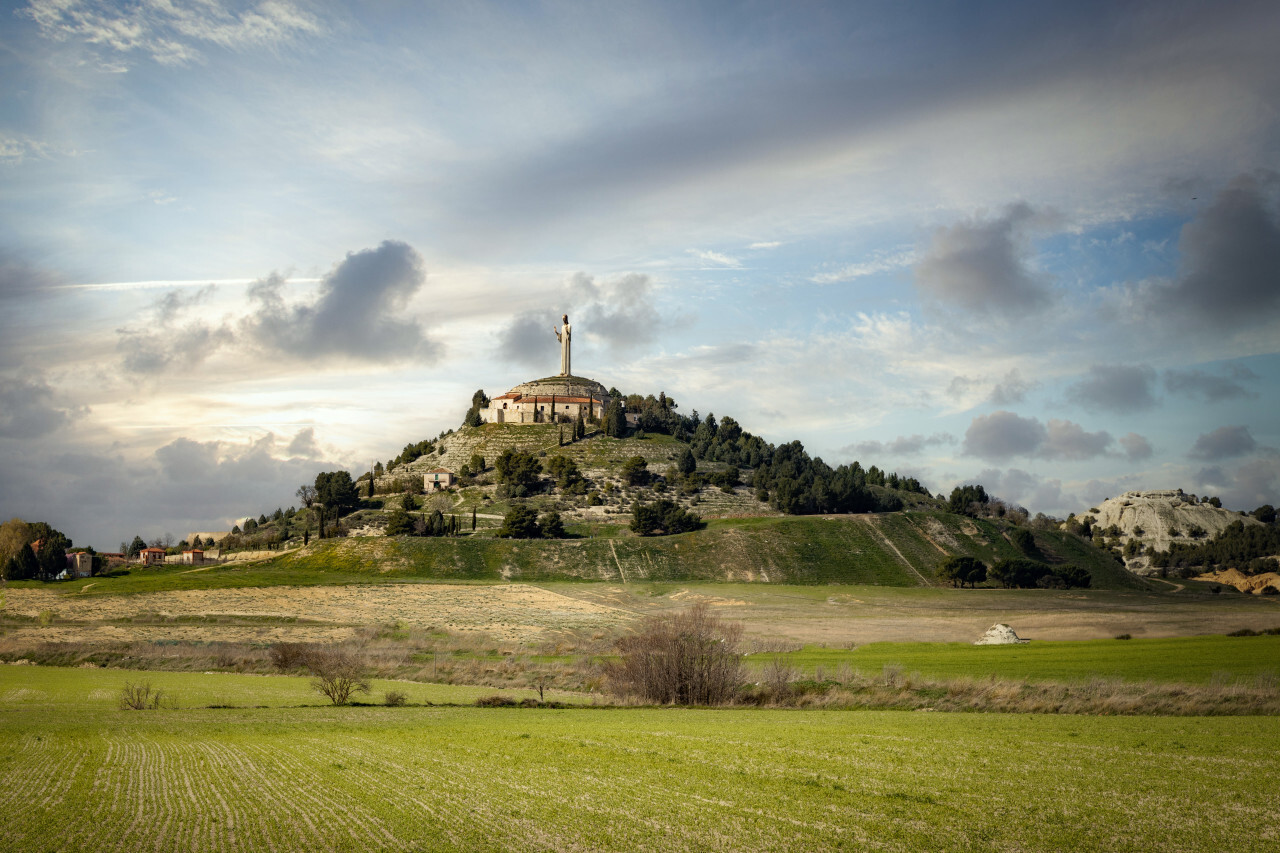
left=1067, top=490, right=1264, bottom=575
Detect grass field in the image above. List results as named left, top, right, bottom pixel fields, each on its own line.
left=755, top=634, right=1280, bottom=685
left=0, top=666, right=1275, bottom=852
left=0, top=665, right=589, bottom=711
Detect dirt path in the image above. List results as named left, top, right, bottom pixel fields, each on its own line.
left=862, top=517, right=932, bottom=586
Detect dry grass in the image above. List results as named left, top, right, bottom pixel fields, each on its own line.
left=735, top=668, right=1280, bottom=715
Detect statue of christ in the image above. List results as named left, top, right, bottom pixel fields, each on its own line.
left=553, top=314, right=571, bottom=376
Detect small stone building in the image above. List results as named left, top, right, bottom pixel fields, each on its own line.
left=66, top=552, right=92, bottom=578
left=181, top=549, right=204, bottom=565
left=424, top=468, right=456, bottom=491
left=140, top=547, right=166, bottom=566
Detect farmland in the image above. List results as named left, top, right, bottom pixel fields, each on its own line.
left=1, top=666, right=1276, bottom=852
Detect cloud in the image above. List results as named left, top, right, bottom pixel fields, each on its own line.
left=1111, top=173, right=1280, bottom=334
left=843, top=433, right=954, bottom=459
left=241, top=240, right=438, bottom=363
left=21, top=0, right=323, bottom=67
left=688, top=249, right=741, bottom=268
left=1065, top=364, right=1159, bottom=414
left=1041, top=419, right=1113, bottom=461
left=748, top=242, right=782, bottom=250
left=962, top=411, right=1114, bottom=462
left=970, top=467, right=1070, bottom=512
left=812, top=249, right=916, bottom=284
left=496, top=313, right=556, bottom=368
left=0, top=376, right=83, bottom=439
left=0, top=253, right=60, bottom=301
left=496, top=270, right=665, bottom=369
left=1118, top=432, right=1153, bottom=461
left=1188, top=425, right=1258, bottom=460
left=1193, top=456, right=1280, bottom=511
left=988, top=369, right=1036, bottom=406
left=1164, top=366, right=1258, bottom=402
left=116, top=284, right=227, bottom=374
left=914, top=203, right=1053, bottom=317
left=962, top=411, right=1046, bottom=460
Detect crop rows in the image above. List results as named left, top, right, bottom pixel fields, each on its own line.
left=1, top=703, right=1277, bottom=852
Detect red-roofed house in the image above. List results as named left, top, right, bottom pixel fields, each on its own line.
left=140, top=547, right=166, bottom=566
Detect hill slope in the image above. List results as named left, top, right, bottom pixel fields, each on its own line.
left=255, top=511, right=1144, bottom=590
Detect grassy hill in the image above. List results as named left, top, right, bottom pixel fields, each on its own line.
left=109, top=511, right=1138, bottom=594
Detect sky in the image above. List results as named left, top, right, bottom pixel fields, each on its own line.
left=1, top=0, right=1278, bottom=549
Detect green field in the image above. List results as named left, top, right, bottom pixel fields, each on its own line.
left=759, top=634, right=1280, bottom=684
left=0, top=667, right=1275, bottom=852
left=0, top=665, right=588, bottom=711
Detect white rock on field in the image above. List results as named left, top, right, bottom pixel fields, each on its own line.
left=974, top=624, right=1029, bottom=645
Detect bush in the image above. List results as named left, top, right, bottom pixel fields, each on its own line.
left=307, top=647, right=371, bottom=705
left=475, top=694, right=518, bottom=707
left=384, top=690, right=408, bottom=707
left=631, top=499, right=704, bottom=536
left=607, top=603, right=743, bottom=705
left=269, top=642, right=314, bottom=672
left=498, top=504, right=542, bottom=539
left=119, top=681, right=166, bottom=710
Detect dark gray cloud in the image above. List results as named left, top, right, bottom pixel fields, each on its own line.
left=496, top=313, right=557, bottom=368
left=1193, top=455, right=1280, bottom=511
left=1041, top=419, right=1113, bottom=461
left=1118, top=432, right=1153, bottom=462
left=497, top=271, right=663, bottom=368
left=962, top=410, right=1116, bottom=462
left=1066, top=364, right=1159, bottom=414
left=0, top=253, right=60, bottom=302
left=118, top=242, right=437, bottom=375
left=1188, top=425, right=1258, bottom=460
left=914, top=203, right=1053, bottom=318
left=0, top=376, right=82, bottom=439
left=1164, top=366, right=1258, bottom=402
left=241, top=240, right=438, bottom=363
left=843, top=433, right=954, bottom=459
left=962, top=411, right=1046, bottom=460
left=1130, top=173, right=1280, bottom=332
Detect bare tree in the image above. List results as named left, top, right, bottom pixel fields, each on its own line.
left=607, top=603, right=743, bottom=705
left=307, top=646, right=371, bottom=705
left=119, top=681, right=166, bottom=710
left=296, top=484, right=317, bottom=509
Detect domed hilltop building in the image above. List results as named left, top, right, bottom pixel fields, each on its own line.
left=480, top=313, right=613, bottom=424
left=481, top=375, right=612, bottom=424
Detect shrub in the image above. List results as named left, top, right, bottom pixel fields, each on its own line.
left=384, top=690, right=408, bottom=707
left=1114, top=633, right=1132, bottom=640
left=630, top=499, right=704, bottom=536
left=307, top=647, right=371, bottom=705
left=475, top=694, right=518, bottom=707
left=119, top=681, right=166, bottom=710
left=607, top=603, right=742, bottom=705
left=269, top=642, right=314, bottom=672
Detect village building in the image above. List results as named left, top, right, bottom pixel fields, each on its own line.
left=424, top=468, right=456, bottom=491
left=181, top=549, right=204, bottom=565
left=140, top=547, right=166, bottom=566
left=66, top=552, right=92, bottom=578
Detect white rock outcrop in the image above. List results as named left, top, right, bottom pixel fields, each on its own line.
left=974, top=624, right=1029, bottom=645
left=1067, top=489, right=1261, bottom=575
